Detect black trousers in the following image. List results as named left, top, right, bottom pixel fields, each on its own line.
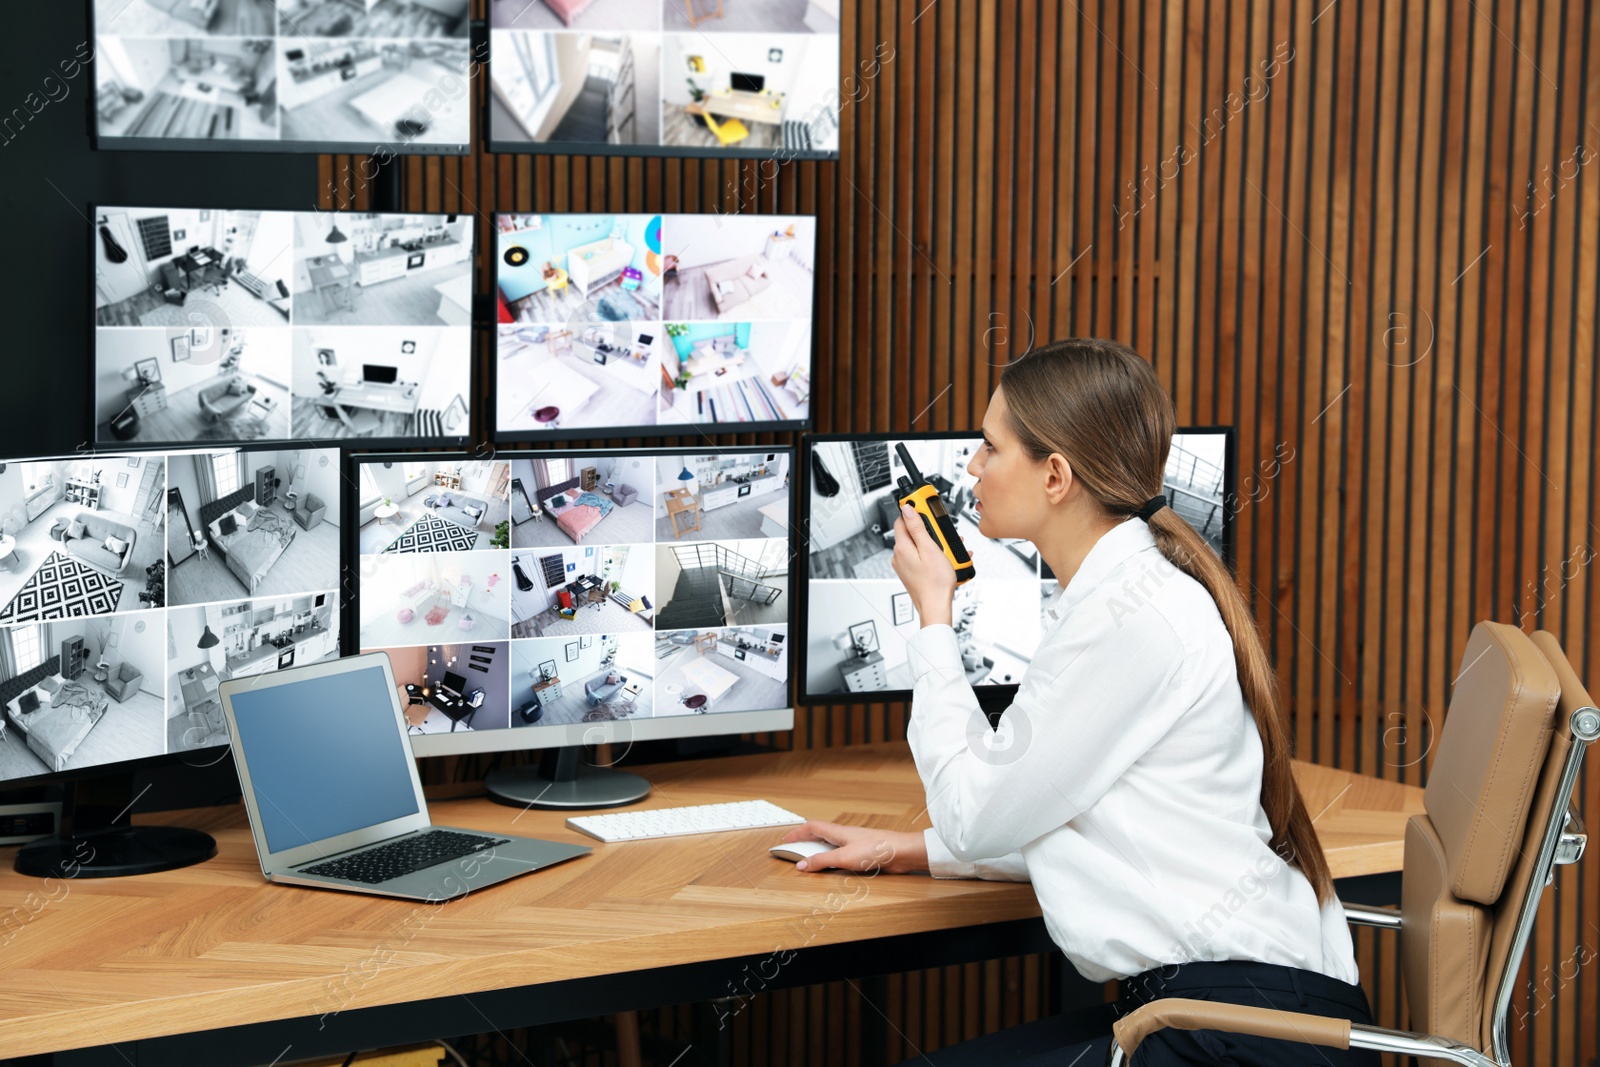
left=903, top=960, right=1382, bottom=1066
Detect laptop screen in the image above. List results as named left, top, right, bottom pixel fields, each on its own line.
left=229, top=663, right=420, bottom=854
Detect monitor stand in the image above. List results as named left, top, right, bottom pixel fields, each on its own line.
left=12, top=771, right=216, bottom=879
left=485, top=745, right=649, bottom=810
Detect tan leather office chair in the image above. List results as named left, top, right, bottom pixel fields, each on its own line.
left=1108, top=622, right=1595, bottom=1067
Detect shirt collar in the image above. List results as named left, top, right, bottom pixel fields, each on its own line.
left=1050, top=519, right=1160, bottom=618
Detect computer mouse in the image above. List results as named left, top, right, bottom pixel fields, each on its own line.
left=769, top=840, right=837, bottom=863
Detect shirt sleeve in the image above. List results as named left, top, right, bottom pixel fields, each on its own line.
left=903, top=602, right=1186, bottom=863
left=923, top=828, right=1030, bottom=881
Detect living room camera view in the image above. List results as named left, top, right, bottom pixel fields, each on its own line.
left=94, top=208, right=474, bottom=446
left=495, top=213, right=814, bottom=436
left=357, top=448, right=793, bottom=732
left=0, top=455, right=168, bottom=626
left=0, top=445, right=343, bottom=782
left=357, top=459, right=511, bottom=554
left=93, top=2, right=473, bottom=150
left=488, top=2, right=839, bottom=157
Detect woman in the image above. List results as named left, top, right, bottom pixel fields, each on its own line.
left=783, top=339, right=1377, bottom=1065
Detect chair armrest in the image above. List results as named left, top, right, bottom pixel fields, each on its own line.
left=1106, top=999, right=1502, bottom=1067
left=1111, top=999, right=1347, bottom=1059
left=1342, top=902, right=1403, bottom=930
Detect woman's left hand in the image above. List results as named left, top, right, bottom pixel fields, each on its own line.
left=891, top=502, right=958, bottom=627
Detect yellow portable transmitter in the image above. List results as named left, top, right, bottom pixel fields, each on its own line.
left=894, top=443, right=976, bottom=585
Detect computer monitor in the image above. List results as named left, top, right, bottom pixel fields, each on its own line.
left=93, top=207, right=475, bottom=449
left=0, top=444, right=344, bottom=877
left=487, top=20, right=841, bottom=159
left=90, top=9, right=473, bottom=154
left=351, top=446, right=797, bottom=808
left=441, top=670, right=466, bottom=694
left=797, top=429, right=1234, bottom=705
left=363, top=364, right=399, bottom=385
left=494, top=213, right=816, bottom=439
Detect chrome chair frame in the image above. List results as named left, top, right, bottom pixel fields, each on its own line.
left=1107, top=705, right=1596, bottom=1067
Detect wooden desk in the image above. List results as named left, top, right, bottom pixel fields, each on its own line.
left=331, top=379, right=421, bottom=415
left=700, top=88, right=788, bottom=125
left=0, top=743, right=1421, bottom=1064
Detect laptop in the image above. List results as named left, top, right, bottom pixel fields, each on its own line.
left=220, top=651, right=590, bottom=901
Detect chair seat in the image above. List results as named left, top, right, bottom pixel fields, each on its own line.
left=702, top=111, right=750, bottom=146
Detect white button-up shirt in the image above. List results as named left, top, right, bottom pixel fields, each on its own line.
left=905, top=519, right=1359, bottom=985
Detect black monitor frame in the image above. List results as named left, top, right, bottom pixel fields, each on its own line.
left=89, top=203, right=477, bottom=453
left=795, top=427, right=1237, bottom=707
left=490, top=211, right=818, bottom=442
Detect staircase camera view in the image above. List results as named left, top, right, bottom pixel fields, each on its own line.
left=488, top=0, right=840, bottom=158
left=94, top=207, right=473, bottom=447
left=92, top=0, right=473, bottom=152
left=359, top=448, right=794, bottom=735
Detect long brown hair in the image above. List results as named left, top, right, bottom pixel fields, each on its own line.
left=998, top=338, right=1333, bottom=902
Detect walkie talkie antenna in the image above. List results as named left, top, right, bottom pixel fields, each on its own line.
left=895, top=443, right=924, bottom=485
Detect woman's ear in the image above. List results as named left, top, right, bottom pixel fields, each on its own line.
left=1042, top=453, right=1074, bottom=505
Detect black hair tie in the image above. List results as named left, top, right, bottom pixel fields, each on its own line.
left=1135, top=495, right=1167, bottom=522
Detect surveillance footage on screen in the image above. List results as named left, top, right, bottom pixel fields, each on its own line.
left=356, top=447, right=795, bottom=736
left=95, top=207, right=474, bottom=448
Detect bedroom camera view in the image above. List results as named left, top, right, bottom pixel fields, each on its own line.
left=801, top=432, right=1232, bottom=700
left=357, top=446, right=794, bottom=740
left=0, top=445, right=341, bottom=782
left=487, top=1, right=840, bottom=158
left=494, top=212, right=814, bottom=437
left=94, top=207, right=474, bottom=447
left=92, top=1, right=473, bottom=153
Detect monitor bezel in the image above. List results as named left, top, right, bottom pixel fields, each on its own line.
left=344, top=445, right=799, bottom=758
left=89, top=203, right=477, bottom=453
left=795, top=427, right=1237, bottom=707
left=489, top=211, right=819, bottom=441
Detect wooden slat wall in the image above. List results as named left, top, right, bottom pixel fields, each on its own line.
left=324, top=1, right=1600, bottom=1062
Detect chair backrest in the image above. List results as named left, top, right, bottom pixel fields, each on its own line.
left=1477, top=631, right=1596, bottom=1055
left=1398, top=621, right=1576, bottom=1058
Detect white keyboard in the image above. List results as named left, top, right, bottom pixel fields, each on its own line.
left=566, top=800, right=805, bottom=843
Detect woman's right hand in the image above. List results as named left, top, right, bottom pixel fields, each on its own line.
left=780, top=820, right=929, bottom=874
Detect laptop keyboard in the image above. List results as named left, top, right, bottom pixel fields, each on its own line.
left=300, top=830, right=510, bottom=885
